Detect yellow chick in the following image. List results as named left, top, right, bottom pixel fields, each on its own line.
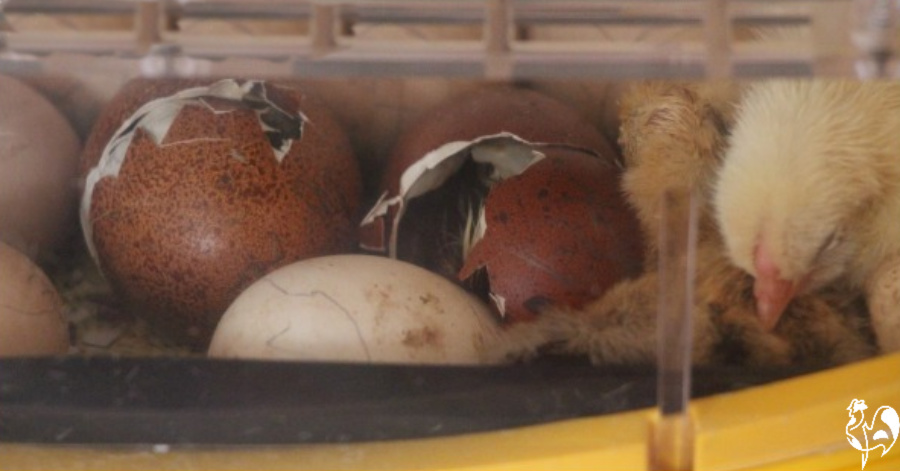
left=714, top=80, right=900, bottom=351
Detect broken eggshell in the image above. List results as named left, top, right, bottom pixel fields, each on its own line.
left=80, top=78, right=361, bottom=350
left=359, top=86, right=617, bottom=275
left=360, top=132, right=545, bottom=260
left=208, top=254, right=515, bottom=365
left=458, top=147, right=645, bottom=322
left=360, top=86, right=641, bottom=322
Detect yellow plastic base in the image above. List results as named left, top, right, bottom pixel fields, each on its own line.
left=2, top=352, right=898, bottom=471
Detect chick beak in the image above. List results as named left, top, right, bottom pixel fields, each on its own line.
left=753, top=243, right=797, bottom=331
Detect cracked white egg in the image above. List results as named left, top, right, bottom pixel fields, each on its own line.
left=0, top=241, right=70, bottom=356
left=208, top=254, right=515, bottom=365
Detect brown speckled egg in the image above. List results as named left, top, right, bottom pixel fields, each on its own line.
left=359, top=86, right=618, bottom=275
left=81, top=78, right=361, bottom=350
left=458, top=148, right=644, bottom=323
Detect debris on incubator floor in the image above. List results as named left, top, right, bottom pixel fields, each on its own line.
left=45, top=235, right=192, bottom=357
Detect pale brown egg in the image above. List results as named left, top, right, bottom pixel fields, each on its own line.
left=0, top=241, right=70, bottom=356
left=0, top=74, right=81, bottom=260
left=81, top=78, right=362, bottom=350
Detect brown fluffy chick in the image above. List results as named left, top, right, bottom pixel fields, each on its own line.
left=617, top=80, right=738, bottom=261
left=504, top=81, right=875, bottom=368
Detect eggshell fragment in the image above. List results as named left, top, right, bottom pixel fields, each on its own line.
left=208, top=255, right=513, bottom=365
left=81, top=78, right=362, bottom=350
left=0, top=241, right=70, bottom=356
left=0, top=74, right=81, bottom=260
left=360, top=132, right=546, bottom=260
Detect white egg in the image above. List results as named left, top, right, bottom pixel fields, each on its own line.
left=209, top=255, right=516, bottom=365
left=0, top=241, right=70, bottom=356
left=0, top=74, right=81, bottom=260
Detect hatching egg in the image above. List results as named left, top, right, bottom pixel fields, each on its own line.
left=359, top=86, right=616, bottom=275
left=0, top=74, right=81, bottom=260
left=359, top=86, right=642, bottom=322
left=0, top=241, right=70, bottom=356
left=458, top=148, right=644, bottom=322
left=208, top=254, right=515, bottom=365
left=81, top=78, right=362, bottom=350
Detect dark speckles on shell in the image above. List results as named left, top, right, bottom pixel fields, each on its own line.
left=458, top=148, right=644, bottom=323
left=84, top=80, right=361, bottom=350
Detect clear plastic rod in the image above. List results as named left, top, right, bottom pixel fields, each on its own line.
left=650, top=189, right=698, bottom=471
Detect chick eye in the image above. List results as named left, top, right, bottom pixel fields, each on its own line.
left=813, top=232, right=840, bottom=261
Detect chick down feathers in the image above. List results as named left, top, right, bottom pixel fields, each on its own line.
left=715, top=80, right=900, bottom=349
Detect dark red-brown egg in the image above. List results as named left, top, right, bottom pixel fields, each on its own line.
left=458, top=147, right=644, bottom=322
left=359, top=85, right=643, bottom=323
left=80, top=78, right=361, bottom=349
left=359, top=86, right=617, bottom=274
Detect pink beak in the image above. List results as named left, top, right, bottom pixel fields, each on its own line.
left=753, top=243, right=798, bottom=331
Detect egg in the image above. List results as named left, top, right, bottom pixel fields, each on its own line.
left=81, top=78, right=362, bottom=350
left=0, top=74, right=81, bottom=260
left=359, top=86, right=616, bottom=275
left=866, top=256, right=900, bottom=352
left=359, top=86, right=642, bottom=322
left=0, top=241, right=70, bottom=356
left=208, top=254, right=514, bottom=365
left=458, top=148, right=644, bottom=322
